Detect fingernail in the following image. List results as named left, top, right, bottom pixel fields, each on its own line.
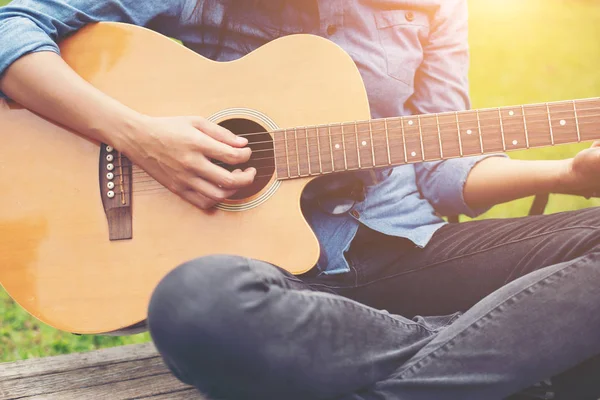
left=236, top=136, right=248, bottom=145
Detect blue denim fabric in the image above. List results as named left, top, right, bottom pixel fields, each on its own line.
left=147, top=207, right=600, bottom=399
left=0, top=0, right=506, bottom=273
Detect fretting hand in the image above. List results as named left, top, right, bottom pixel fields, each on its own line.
left=558, top=141, right=600, bottom=198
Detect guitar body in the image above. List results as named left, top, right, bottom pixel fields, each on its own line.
left=0, top=23, right=371, bottom=334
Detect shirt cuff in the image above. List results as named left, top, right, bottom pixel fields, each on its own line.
left=421, top=154, right=508, bottom=218
left=0, top=17, right=61, bottom=99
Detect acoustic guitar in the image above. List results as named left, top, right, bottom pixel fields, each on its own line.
left=1, top=22, right=598, bottom=334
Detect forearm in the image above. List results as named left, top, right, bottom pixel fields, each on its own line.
left=464, top=157, right=569, bottom=210
left=0, top=52, right=144, bottom=150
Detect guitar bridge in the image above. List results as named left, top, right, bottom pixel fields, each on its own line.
left=99, top=144, right=132, bottom=240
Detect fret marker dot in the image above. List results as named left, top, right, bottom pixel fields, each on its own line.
left=509, top=111, right=515, bottom=116
left=411, top=151, right=417, bottom=157
left=512, top=140, right=518, bottom=146
left=362, top=141, right=367, bottom=146
left=335, top=144, right=340, bottom=150
left=560, top=119, right=566, bottom=126
left=408, top=120, right=414, bottom=126
left=467, top=129, right=473, bottom=135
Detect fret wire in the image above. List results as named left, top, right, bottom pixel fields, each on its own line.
left=354, top=122, right=362, bottom=169
left=436, top=113, right=444, bottom=158
left=369, top=120, right=376, bottom=167
left=546, top=103, right=555, bottom=145
left=476, top=109, right=484, bottom=153
left=521, top=105, right=530, bottom=148
left=340, top=123, right=348, bottom=171
left=573, top=100, right=581, bottom=142
left=283, top=129, right=291, bottom=178
left=315, top=126, right=323, bottom=174
left=327, top=125, right=335, bottom=172
left=305, top=127, right=311, bottom=175
left=384, top=118, right=392, bottom=165
left=455, top=111, right=463, bottom=157
left=401, top=117, right=408, bottom=162
left=498, top=108, right=506, bottom=151
left=294, top=128, right=301, bottom=176
left=417, top=115, right=425, bottom=161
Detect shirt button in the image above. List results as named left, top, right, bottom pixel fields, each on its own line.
left=350, top=210, right=360, bottom=219
left=405, top=12, right=415, bottom=22
left=326, top=24, right=337, bottom=35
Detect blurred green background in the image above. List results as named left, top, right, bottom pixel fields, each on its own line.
left=1, top=0, right=599, bottom=362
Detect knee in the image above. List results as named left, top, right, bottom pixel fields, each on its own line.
left=147, top=255, right=264, bottom=350
left=146, top=255, right=298, bottom=396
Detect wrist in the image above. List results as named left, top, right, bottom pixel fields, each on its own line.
left=87, top=106, right=150, bottom=154
left=551, top=158, right=576, bottom=195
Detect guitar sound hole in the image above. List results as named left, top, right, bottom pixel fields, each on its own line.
left=217, top=118, right=275, bottom=201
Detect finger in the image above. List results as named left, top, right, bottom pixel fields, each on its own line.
left=186, top=176, right=237, bottom=202
left=190, top=117, right=248, bottom=147
left=198, top=136, right=252, bottom=165
left=195, top=160, right=257, bottom=190
left=179, top=189, right=217, bottom=210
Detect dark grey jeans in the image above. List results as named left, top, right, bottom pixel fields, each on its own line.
left=147, top=207, right=600, bottom=400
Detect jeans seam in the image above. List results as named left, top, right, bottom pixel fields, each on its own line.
left=305, top=290, right=440, bottom=333
left=395, top=258, right=580, bottom=380
left=311, top=225, right=600, bottom=290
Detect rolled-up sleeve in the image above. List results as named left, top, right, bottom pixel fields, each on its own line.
left=0, top=15, right=61, bottom=85
left=0, top=0, right=185, bottom=98
left=412, top=0, right=506, bottom=217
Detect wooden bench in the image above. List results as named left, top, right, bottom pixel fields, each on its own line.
left=0, top=342, right=564, bottom=399
left=0, top=343, right=206, bottom=400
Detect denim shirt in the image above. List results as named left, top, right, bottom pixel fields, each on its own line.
left=0, top=0, right=503, bottom=275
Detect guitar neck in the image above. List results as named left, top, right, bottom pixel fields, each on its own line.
left=273, top=97, right=600, bottom=180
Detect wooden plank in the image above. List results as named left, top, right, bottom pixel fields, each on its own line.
left=0, top=342, right=159, bottom=380
left=1, top=356, right=171, bottom=398
left=16, top=374, right=205, bottom=400
left=135, top=388, right=207, bottom=399
left=0, top=343, right=208, bottom=400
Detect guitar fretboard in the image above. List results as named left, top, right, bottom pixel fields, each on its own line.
left=272, top=98, right=600, bottom=179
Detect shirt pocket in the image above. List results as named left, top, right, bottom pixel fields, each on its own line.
left=374, top=9, right=430, bottom=87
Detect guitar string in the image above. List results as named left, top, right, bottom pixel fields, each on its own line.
left=179, top=98, right=600, bottom=141
left=127, top=115, right=600, bottom=176
left=131, top=116, right=600, bottom=181
left=106, top=107, right=600, bottom=175
left=108, top=119, right=600, bottom=195
left=110, top=113, right=600, bottom=181
left=113, top=109, right=600, bottom=177
left=117, top=118, right=600, bottom=187
left=133, top=105, right=600, bottom=151
left=222, top=109, right=600, bottom=153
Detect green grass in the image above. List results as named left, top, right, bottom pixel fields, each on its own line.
left=1, top=0, right=600, bottom=362
left=467, top=0, right=600, bottom=219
